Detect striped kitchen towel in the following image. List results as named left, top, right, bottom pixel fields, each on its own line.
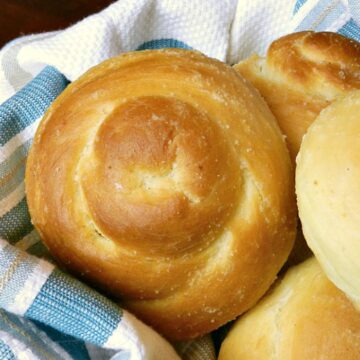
left=0, top=0, right=359, bottom=359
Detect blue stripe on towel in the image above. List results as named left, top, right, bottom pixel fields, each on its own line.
left=0, top=198, right=32, bottom=243
left=0, top=340, right=16, bottom=360
left=26, top=269, right=122, bottom=346
left=339, top=18, right=360, bottom=41
left=294, top=0, right=308, bottom=14
left=0, top=66, right=68, bottom=146
left=33, top=320, right=91, bottom=360
left=136, top=38, right=192, bottom=50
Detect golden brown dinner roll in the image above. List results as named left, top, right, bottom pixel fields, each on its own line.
left=219, top=258, right=360, bottom=360
left=25, top=49, right=296, bottom=340
left=234, top=31, right=360, bottom=160
left=296, top=90, right=360, bottom=308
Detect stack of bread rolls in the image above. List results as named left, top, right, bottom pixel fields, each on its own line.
left=220, top=32, right=360, bottom=358
left=25, top=30, right=360, bottom=357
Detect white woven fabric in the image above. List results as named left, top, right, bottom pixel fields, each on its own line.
left=229, top=0, right=296, bottom=63
left=15, top=0, right=237, bottom=81
left=2, top=0, right=358, bottom=103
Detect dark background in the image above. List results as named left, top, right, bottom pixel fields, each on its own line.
left=0, top=0, right=116, bottom=48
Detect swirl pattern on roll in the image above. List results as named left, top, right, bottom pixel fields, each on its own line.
left=26, top=49, right=296, bottom=340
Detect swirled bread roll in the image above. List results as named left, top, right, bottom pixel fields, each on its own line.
left=219, top=258, right=360, bottom=360
left=25, top=49, right=296, bottom=340
left=296, top=90, right=360, bottom=308
left=234, top=31, right=360, bottom=160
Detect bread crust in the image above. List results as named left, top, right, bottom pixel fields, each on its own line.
left=219, top=258, right=360, bottom=360
left=26, top=49, right=296, bottom=340
left=296, top=89, right=360, bottom=308
left=234, top=31, right=360, bottom=160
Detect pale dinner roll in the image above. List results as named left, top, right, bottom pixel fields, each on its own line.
left=234, top=31, right=360, bottom=160
left=219, top=258, right=360, bottom=360
left=296, top=90, right=360, bottom=307
left=25, top=49, right=296, bottom=340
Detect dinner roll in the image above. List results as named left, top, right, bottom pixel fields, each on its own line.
left=296, top=90, right=360, bottom=307
left=234, top=31, right=360, bottom=160
left=25, top=49, right=296, bottom=340
left=219, top=258, right=360, bottom=360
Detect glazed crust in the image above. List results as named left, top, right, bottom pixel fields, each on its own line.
left=234, top=31, right=360, bottom=160
left=26, top=49, right=296, bottom=340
